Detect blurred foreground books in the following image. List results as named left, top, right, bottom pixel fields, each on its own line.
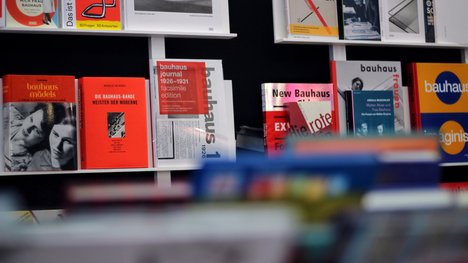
left=3, top=135, right=468, bottom=263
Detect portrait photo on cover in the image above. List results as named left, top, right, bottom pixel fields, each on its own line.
left=4, top=102, right=77, bottom=172
left=134, top=0, right=213, bottom=14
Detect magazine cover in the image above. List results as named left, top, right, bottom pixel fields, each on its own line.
left=125, top=0, right=230, bottom=33
left=337, top=0, right=381, bottom=40
left=380, top=0, right=425, bottom=42
left=345, top=90, right=395, bottom=136
left=6, top=0, right=59, bottom=28
left=330, top=60, right=409, bottom=135
left=409, top=63, right=468, bottom=164
left=3, top=74, right=76, bottom=172
left=149, top=59, right=235, bottom=168
left=261, top=83, right=336, bottom=156
left=62, top=0, right=122, bottom=30
left=79, top=77, right=149, bottom=169
left=285, top=0, right=339, bottom=38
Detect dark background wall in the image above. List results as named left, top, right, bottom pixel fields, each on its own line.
left=0, top=1, right=465, bottom=209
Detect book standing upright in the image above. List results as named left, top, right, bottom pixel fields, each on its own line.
left=285, top=0, right=339, bottom=39
left=79, top=77, right=149, bottom=169
left=62, top=0, right=122, bottom=30
left=125, top=0, right=229, bottom=33
left=261, top=83, right=336, bottom=156
left=336, top=0, right=381, bottom=40
left=6, top=0, right=59, bottom=28
left=409, top=62, right=468, bottom=164
left=379, top=0, right=425, bottom=43
left=3, top=74, right=77, bottom=172
left=149, top=59, right=235, bottom=169
left=330, top=60, right=410, bottom=135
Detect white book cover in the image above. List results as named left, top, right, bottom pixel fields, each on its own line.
left=380, top=0, right=425, bottom=42
left=6, top=0, right=60, bottom=28
left=149, top=58, right=235, bottom=169
left=125, top=0, right=230, bottom=34
left=433, top=0, right=468, bottom=44
left=331, top=60, right=410, bottom=135
left=285, top=0, right=339, bottom=40
left=0, top=0, right=5, bottom=27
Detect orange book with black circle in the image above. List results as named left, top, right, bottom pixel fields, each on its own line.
left=79, top=77, right=149, bottom=169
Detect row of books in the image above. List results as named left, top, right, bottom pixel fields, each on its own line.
left=281, top=0, right=468, bottom=44
left=262, top=60, right=468, bottom=165
left=0, top=0, right=230, bottom=33
left=1, top=58, right=236, bottom=173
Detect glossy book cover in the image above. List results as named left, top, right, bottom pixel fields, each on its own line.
left=3, top=74, right=77, bottom=172
left=261, top=83, right=336, bottom=156
left=410, top=63, right=468, bottom=164
left=79, top=77, right=149, bottom=169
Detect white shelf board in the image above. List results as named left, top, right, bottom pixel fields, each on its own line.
left=276, top=37, right=468, bottom=49
left=0, top=27, right=237, bottom=39
left=0, top=165, right=200, bottom=176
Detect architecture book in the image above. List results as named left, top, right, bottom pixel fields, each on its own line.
left=344, top=90, right=395, bottom=136
left=285, top=0, right=339, bottom=39
left=125, top=0, right=230, bottom=34
left=433, top=0, right=468, bottom=45
left=330, top=60, right=409, bottom=135
left=3, top=74, right=76, bottom=172
left=6, top=0, right=59, bottom=28
left=149, top=59, right=235, bottom=169
left=261, top=83, right=336, bottom=156
left=79, top=77, right=149, bottom=169
left=409, top=62, right=468, bottom=164
left=336, top=0, right=381, bottom=40
left=61, top=0, right=122, bottom=30
left=379, top=0, right=425, bottom=42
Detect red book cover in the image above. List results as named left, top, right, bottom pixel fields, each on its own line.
left=3, top=74, right=77, bottom=172
left=62, top=0, right=122, bottom=30
left=261, top=83, right=336, bottom=156
left=79, top=77, right=149, bottom=169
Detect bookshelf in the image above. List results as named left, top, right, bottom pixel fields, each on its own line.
left=0, top=27, right=236, bottom=188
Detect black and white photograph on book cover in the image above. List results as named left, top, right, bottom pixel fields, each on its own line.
left=387, top=0, right=419, bottom=34
left=3, top=102, right=77, bottom=172
left=342, top=0, right=380, bottom=40
left=135, top=0, right=213, bottom=14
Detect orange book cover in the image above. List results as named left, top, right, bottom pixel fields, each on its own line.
left=79, top=77, right=149, bottom=169
left=3, top=74, right=77, bottom=172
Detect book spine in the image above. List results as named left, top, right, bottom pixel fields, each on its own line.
left=344, top=90, right=354, bottom=135
left=2, top=76, right=11, bottom=172
left=423, top=0, right=435, bottom=43
left=77, top=78, right=87, bottom=169
left=336, top=0, right=345, bottom=39
left=407, top=63, right=422, bottom=131
left=330, top=61, right=341, bottom=131
left=61, top=0, right=76, bottom=29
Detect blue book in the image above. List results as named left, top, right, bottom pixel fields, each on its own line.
left=345, top=90, right=395, bottom=136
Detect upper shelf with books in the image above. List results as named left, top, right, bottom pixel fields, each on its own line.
left=273, top=0, right=468, bottom=49
left=0, top=28, right=237, bottom=39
